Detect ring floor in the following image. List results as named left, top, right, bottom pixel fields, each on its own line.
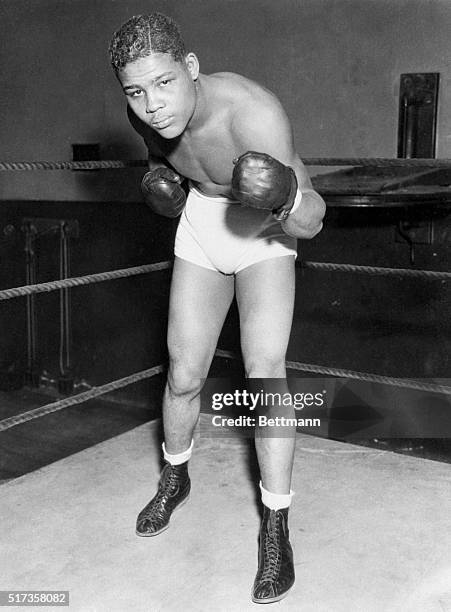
left=2, top=414, right=451, bottom=612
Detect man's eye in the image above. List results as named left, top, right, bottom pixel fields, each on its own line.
left=128, top=89, right=143, bottom=98
left=159, top=80, right=171, bottom=87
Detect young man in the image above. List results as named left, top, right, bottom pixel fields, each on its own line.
left=109, top=13, right=325, bottom=604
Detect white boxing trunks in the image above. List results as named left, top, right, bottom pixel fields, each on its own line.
left=174, top=184, right=297, bottom=275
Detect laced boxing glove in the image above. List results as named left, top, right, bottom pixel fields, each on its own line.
left=231, top=151, right=300, bottom=221
left=141, top=167, right=186, bottom=218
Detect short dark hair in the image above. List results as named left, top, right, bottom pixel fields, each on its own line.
left=109, top=13, right=186, bottom=72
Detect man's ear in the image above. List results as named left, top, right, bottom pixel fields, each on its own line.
left=185, top=52, right=200, bottom=81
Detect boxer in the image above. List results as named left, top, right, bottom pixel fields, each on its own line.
left=109, top=12, right=325, bottom=604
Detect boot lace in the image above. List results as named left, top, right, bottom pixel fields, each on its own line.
left=260, top=514, right=281, bottom=582
left=141, top=466, right=181, bottom=521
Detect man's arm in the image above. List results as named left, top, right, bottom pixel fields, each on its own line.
left=231, top=97, right=325, bottom=239
left=127, top=106, right=186, bottom=218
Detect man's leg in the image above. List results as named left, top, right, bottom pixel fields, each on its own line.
left=136, top=257, right=234, bottom=536
left=236, top=255, right=296, bottom=603
left=236, top=255, right=296, bottom=490
left=163, top=257, right=234, bottom=451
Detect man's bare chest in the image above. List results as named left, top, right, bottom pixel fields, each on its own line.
left=160, top=126, right=239, bottom=189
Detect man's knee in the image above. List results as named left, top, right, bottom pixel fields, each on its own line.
left=167, top=359, right=206, bottom=399
left=244, top=353, right=287, bottom=378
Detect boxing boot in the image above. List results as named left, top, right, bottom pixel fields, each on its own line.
left=252, top=505, right=295, bottom=603
left=136, top=461, right=190, bottom=536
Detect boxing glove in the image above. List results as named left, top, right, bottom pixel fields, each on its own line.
left=141, top=167, right=186, bottom=218
left=231, top=151, right=299, bottom=220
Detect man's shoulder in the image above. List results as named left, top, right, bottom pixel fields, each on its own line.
left=211, top=72, right=289, bottom=133
left=207, top=72, right=287, bottom=128
left=209, top=71, right=278, bottom=106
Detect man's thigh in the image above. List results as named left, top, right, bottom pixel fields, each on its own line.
left=168, top=257, right=235, bottom=365
left=235, top=255, right=295, bottom=368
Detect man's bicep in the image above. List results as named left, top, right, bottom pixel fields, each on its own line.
left=232, top=103, right=312, bottom=189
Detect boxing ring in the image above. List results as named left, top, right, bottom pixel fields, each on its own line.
left=1, top=157, right=451, bottom=611
left=1, top=156, right=450, bottom=432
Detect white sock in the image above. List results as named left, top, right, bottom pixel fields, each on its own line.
left=162, top=440, right=193, bottom=465
left=260, top=481, right=294, bottom=510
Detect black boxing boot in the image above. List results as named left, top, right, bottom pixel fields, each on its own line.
left=252, top=505, right=295, bottom=603
left=136, top=461, right=190, bottom=536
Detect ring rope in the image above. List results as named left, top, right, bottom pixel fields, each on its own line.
left=1, top=351, right=450, bottom=433
left=0, top=364, right=165, bottom=432
left=214, top=349, right=451, bottom=396
left=0, top=261, right=172, bottom=301
left=300, top=261, right=451, bottom=280
left=0, top=260, right=449, bottom=303
left=0, top=160, right=148, bottom=171
left=0, top=158, right=451, bottom=171
left=305, top=158, right=451, bottom=167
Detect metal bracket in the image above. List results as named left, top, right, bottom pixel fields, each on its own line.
left=21, top=218, right=79, bottom=239
left=397, top=73, right=439, bottom=159
left=20, top=217, right=78, bottom=392
left=396, top=219, right=434, bottom=246
left=395, top=218, right=434, bottom=264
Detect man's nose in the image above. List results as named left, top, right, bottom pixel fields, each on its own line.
left=145, top=93, right=164, bottom=114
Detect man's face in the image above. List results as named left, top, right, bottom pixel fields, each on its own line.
left=118, top=52, right=199, bottom=139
